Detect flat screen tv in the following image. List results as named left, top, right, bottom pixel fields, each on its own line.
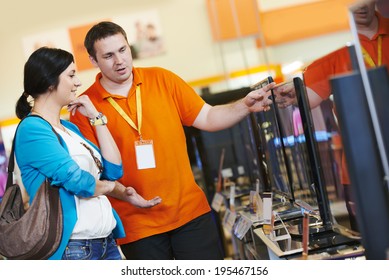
left=251, top=76, right=337, bottom=229
left=331, top=66, right=389, bottom=259
left=185, top=87, right=269, bottom=199
left=291, top=77, right=333, bottom=228
left=250, top=77, right=296, bottom=204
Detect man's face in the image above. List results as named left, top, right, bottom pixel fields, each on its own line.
left=90, top=33, right=133, bottom=85
left=352, top=1, right=376, bottom=26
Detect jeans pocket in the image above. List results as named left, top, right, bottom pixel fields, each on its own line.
left=108, top=235, right=117, bottom=247
left=63, top=241, right=92, bottom=260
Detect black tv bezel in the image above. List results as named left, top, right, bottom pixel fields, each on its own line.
left=250, top=76, right=296, bottom=202
left=293, top=77, right=333, bottom=228
left=331, top=67, right=389, bottom=259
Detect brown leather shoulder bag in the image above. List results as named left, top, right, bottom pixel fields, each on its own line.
left=0, top=115, right=63, bottom=259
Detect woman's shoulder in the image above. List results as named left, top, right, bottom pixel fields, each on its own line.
left=18, top=115, right=52, bottom=133
left=15, top=116, right=58, bottom=147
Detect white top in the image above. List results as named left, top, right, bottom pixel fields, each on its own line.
left=55, top=126, right=116, bottom=239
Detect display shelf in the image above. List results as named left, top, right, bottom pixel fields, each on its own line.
left=253, top=217, right=363, bottom=260
left=254, top=227, right=303, bottom=259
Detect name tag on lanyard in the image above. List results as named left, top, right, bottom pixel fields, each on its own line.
left=135, top=140, right=156, bottom=169
left=107, top=85, right=156, bottom=170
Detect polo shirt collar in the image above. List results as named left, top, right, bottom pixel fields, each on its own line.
left=132, top=67, right=143, bottom=87
left=377, top=12, right=389, bottom=37
left=94, top=68, right=143, bottom=99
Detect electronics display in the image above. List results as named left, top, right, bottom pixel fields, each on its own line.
left=250, top=77, right=324, bottom=222
left=292, top=77, right=333, bottom=226
left=250, top=77, right=362, bottom=259
left=186, top=78, right=363, bottom=259
left=265, top=77, right=344, bottom=227
left=250, top=77, right=295, bottom=203
left=331, top=67, right=389, bottom=259
left=185, top=87, right=268, bottom=199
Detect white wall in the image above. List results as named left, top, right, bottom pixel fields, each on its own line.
left=0, top=0, right=353, bottom=120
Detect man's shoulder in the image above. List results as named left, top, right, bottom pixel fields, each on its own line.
left=135, top=66, right=181, bottom=85
left=306, top=46, right=349, bottom=70
left=79, top=81, right=100, bottom=100
left=379, top=14, right=389, bottom=34
left=135, top=66, right=173, bottom=75
left=81, top=82, right=97, bottom=94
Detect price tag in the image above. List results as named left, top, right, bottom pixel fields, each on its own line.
left=222, top=208, right=237, bottom=232
left=211, top=192, right=224, bottom=212
left=234, top=215, right=253, bottom=240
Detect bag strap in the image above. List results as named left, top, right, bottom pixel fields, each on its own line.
left=6, top=115, right=62, bottom=188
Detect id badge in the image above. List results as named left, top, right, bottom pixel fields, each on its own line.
left=135, top=140, right=156, bottom=169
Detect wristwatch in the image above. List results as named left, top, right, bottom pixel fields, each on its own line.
left=89, top=112, right=108, bottom=126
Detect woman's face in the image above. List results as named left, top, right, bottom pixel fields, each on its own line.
left=55, top=62, right=82, bottom=106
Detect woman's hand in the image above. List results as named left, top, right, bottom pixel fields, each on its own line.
left=67, top=95, right=99, bottom=119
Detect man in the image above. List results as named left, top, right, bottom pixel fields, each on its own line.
left=303, top=0, right=389, bottom=107
left=276, top=0, right=389, bottom=231
left=70, top=21, right=275, bottom=260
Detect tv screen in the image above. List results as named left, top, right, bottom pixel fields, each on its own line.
left=268, top=78, right=336, bottom=227
left=292, top=77, right=333, bottom=227
left=271, top=80, right=319, bottom=209
left=250, top=77, right=296, bottom=202
left=185, top=87, right=269, bottom=199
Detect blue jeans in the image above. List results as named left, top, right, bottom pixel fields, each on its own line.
left=62, top=233, right=122, bottom=260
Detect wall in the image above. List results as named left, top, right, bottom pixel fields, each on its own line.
left=0, top=0, right=354, bottom=121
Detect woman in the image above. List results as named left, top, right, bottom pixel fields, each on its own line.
left=15, top=47, right=161, bottom=260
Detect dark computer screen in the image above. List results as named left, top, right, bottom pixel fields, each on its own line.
left=291, top=77, right=332, bottom=226
left=185, top=87, right=269, bottom=198
left=331, top=67, right=389, bottom=259
left=250, top=77, right=295, bottom=201
left=267, top=77, right=338, bottom=228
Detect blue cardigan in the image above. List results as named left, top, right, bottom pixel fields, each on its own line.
left=14, top=116, right=125, bottom=260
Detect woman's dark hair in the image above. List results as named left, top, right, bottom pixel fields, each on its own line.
left=84, top=21, right=128, bottom=60
left=15, top=47, right=74, bottom=119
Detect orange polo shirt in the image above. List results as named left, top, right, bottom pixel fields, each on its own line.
left=303, top=12, right=389, bottom=184
left=70, top=67, right=211, bottom=244
left=304, top=12, right=389, bottom=101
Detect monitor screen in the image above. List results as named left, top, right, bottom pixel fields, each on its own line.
left=330, top=66, right=389, bottom=259
left=185, top=87, right=268, bottom=198
left=284, top=77, right=333, bottom=226
left=250, top=77, right=295, bottom=201
left=199, top=118, right=263, bottom=189
left=272, top=77, right=334, bottom=228
left=271, top=80, right=319, bottom=209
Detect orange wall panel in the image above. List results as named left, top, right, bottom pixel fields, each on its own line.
left=207, top=0, right=260, bottom=40
left=207, top=0, right=356, bottom=45
left=233, top=0, right=260, bottom=37
left=259, top=0, right=355, bottom=46
left=68, top=20, right=110, bottom=71
left=68, top=23, right=97, bottom=71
